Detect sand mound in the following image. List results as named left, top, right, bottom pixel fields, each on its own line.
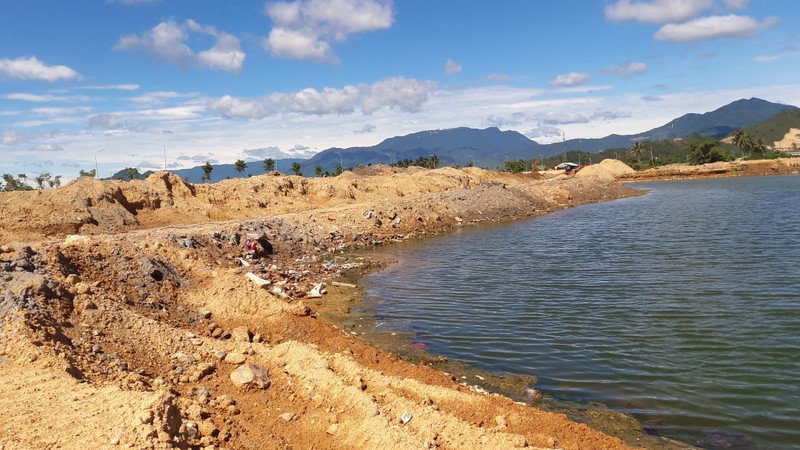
left=575, top=159, right=635, bottom=179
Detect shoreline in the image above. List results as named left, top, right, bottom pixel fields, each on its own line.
left=5, top=160, right=786, bottom=449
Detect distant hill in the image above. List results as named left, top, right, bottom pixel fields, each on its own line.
left=306, top=127, right=539, bottom=172
left=538, top=97, right=800, bottom=155
left=742, top=108, right=800, bottom=144
left=109, top=97, right=799, bottom=181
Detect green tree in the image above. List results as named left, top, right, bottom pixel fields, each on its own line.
left=731, top=129, right=747, bottom=157
left=263, top=158, right=275, bottom=172
left=2, top=173, right=33, bottom=191
left=201, top=161, right=213, bottom=182
left=123, top=167, right=140, bottom=181
left=685, top=141, right=731, bottom=165
left=291, top=162, right=302, bottom=176
left=79, top=169, right=96, bottom=178
left=315, top=164, right=324, bottom=177
left=629, top=141, right=644, bottom=164
left=48, top=175, right=62, bottom=189
left=34, top=172, right=52, bottom=189
left=234, top=159, right=247, bottom=175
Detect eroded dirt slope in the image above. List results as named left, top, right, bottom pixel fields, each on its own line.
left=1, top=163, right=680, bottom=450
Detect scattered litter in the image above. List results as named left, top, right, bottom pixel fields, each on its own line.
left=307, top=282, right=327, bottom=298
left=239, top=258, right=251, bottom=267
left=332, top=281, right=357, bottom=288
left=246, top=272, right=271, bottom=288
left=400, top=411, right=412, bottom=424
left=362, top=210, right=373, bottom=219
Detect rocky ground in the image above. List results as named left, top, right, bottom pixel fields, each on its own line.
left=0, top=160, right=730, bottom=450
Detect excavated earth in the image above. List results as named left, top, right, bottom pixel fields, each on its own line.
left=0, top=162, right=710, bottom=450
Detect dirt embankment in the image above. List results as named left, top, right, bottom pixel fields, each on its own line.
left=618, top=158, right=800, bottom=181
left=1, top=163, right=678, bottom=450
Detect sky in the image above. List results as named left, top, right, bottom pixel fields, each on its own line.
left=1, top=0, right=799, bottom=181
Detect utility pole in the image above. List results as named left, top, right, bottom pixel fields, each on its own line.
left=95, top=149, right=104, bottom=177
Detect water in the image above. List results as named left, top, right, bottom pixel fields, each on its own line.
left=364, top=175, right=800, bottom=449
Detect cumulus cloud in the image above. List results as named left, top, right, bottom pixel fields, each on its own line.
left=549, top=72, right=590, bottom=87
left=88, top=114, right=129, bottom=130
left=603, top=62, right=648, bottom=78
left=207, top=77, right=437, bottom=119
left=525, top=123, right=563, bottom=139
left=116, top=20, right=245, bottom=73
left=2, top=131, right=26, bottom=145
left=0, top=56, right=80, bottom=82
left=361, top=77, right=436, bottom=113
left=207, top=95, right=271, bottom=118
left=444, top=59, right=462, bottom=75
left=655, top=14, right=778, bottom=43
left=605, top=0, right=712, bottom=24
left=263, top=0, right=394, bottom=62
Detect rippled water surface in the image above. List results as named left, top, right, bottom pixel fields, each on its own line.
left=364, top=175, right=800, bottom=449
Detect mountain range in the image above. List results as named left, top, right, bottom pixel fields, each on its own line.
left=112, top=97, right=799, bottom=181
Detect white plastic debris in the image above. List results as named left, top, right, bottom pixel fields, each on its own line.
left=246, top=272, right=271, bottom=288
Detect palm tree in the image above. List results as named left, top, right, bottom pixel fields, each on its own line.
left=291, top=162, right=302, bottom=176
left=315, top=165, right=323, bottom=177
left=731, top=130, right=748, bottom=158
left=629, top=141, right=644, bottom=164
left=202, top=162, right=213, bottom=182
left=234, top=159, right=247, bottom=176
left=263, top=158, right=275, bottom=172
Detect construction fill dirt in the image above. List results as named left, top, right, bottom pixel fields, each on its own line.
left=1, top=163, right=702, bottom=450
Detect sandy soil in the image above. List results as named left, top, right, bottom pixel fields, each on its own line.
left=1, top=161, right=704, bottom=450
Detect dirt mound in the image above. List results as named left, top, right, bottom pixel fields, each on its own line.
left=0, top=167, right=667, bottom=449
left=575, top=159, right=635, bottom=179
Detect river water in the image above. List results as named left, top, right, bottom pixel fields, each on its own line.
left=363, top=175, right=800, bottom=449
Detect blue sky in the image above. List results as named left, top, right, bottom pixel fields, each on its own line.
left=1, top=0, right=798, bottom=180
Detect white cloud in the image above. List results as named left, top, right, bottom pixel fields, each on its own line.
left=2, top=92, right=88, bottom=102
left=0, top=56, right=80, bottom=82
left=30, top=144, right=65, bottom=152
left=207, top=95, right=271, bottom=119
left=31, top=106, right=92, bottom=116
left=263, top=0, right=394, bottom=62
left=605, top=0, right=712, bottom=24
left=641, top=95, right=664, bottom=102
left=116, top=20, right=245, bottom=73
left=603, top=62, right=648, bottom=78
left=753, top=54, right=780, bottom=63
left=444, top=59, right=462, bottom=75
left=723, top=0, right=749, bottom=9
left=88, top=114, right=129, bottom=130
left=525, top=123, right=563, bottom=139
left=280, top=85, right=361, bottom=114
left=655, top=14, right=778, bottom=43
left=483, top=74, right=509, bottom=82
left=207, top=77, right=436, bottom=118
left=538, top=111, right=589, bottom=125
left=82, top=84, right=140, bottom=91
left=264, top=27, right=335, bottom=62
left=549, top=72, right=590, bottom=87
left=361, top=77, right=437, bottom=114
